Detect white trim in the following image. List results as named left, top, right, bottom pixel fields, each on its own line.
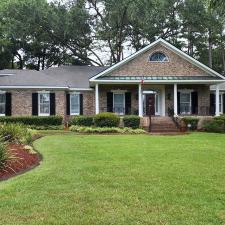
left=111, top=90, right=127, bottom=93
left=38, top=92, right=50, bottom=116
left=174, top=84, right=178, bottom=116
left=138, top=84, right=143, bottom=117
left=90, top=38, right=225, bottom=81
left=70, top=93, right=80, bottom=116
left=161, top=86, right=166, bottom=116
left=69, top=88, right=93, bottom=91
left=215, top=85, right=220, bottom=116
left=95, top=84, right=99, bottom=114
left=91, top=79, right=224, bottom=84
left=0, top=86, right=67, bottom=89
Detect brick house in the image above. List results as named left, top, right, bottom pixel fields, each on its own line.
left=0, top=39, right=224, bottom=123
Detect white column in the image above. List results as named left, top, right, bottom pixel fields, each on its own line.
left=95, top=83, right=99, bottom=114
left=161, top=86, right=166, bottom=116
left=174, top=83, right=178, bottom=116
left=138, top=83, right=143, bottom=117
left=215, top=84, right=220, bottom=116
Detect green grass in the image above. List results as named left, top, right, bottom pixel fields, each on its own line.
left=1, top=133, right=225, bottom=225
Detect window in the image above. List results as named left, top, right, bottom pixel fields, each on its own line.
left=38, top=93, right=50, bottom=116
left=0, top=93, right=6, bottom=116
left=70, top=93, right=80, bottom=115
left=113, top=93, right=125, bottom=115
left=149, top=52, right=168, bottom=62
left=180, top=92, right=191, bottom=114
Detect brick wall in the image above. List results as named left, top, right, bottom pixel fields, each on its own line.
left=11, top=90, right=33, bottom=116
left=109, top=44, right=211, bottom=77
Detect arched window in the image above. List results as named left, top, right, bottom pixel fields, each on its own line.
left=149, top=52, right=168, bottom=62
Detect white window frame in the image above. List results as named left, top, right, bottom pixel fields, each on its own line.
left=38, top=92, right=50, bottom=116
left=70, top=92, right=80, bottom=116
left=180, top=91, right=192, bottom=115
left=113, top=92, right=125, bottom=115
left=0, top=92, right=6, bottom=116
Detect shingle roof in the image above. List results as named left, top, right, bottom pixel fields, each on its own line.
left=0, top=66, right=107, bottom=89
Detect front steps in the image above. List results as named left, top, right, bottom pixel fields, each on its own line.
left=142, top=116, right=181, bottom=133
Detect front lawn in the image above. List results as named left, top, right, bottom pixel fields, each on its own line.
left=0, top=133, right=225, bottom=224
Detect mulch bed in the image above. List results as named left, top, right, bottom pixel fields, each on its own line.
left=0, top=144, right=41, bottom=181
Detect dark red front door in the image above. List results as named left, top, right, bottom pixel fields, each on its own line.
left=146, top=94, right=155, bottom=116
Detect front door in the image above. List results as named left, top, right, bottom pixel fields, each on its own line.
left=146, top=94, right=155, bottom=116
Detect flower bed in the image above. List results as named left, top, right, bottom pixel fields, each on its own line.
left=0, top=144, right=41, bottom=181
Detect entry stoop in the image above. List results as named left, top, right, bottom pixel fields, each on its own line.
left=150, top=116, right=180, bottom=133
left=141, top=116, right=181, bottom=133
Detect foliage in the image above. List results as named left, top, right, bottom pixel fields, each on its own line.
left=203, top=120, right=225, bottom=133
left=28, top=125, right=64, bottom=131
left=69, top=116, right=94, bottom=127
left=0, top=116, right=63, bottom=126
left=0, top=140, right=10, bottom=170
left=69, top=125, right=146, bottom=134
left=0, top=124, right=33, bottom=144
left=94, top=112, right=120, bottom=127
left=0, top=0, right=225, bottom=72
left=123, top=115, right=140, bottom=129
left=182, top=117, right=199, bottom=130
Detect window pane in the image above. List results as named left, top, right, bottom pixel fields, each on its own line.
left=114, top=93, right=124, bottom=115
left=39, top=93, right=50, bottom=115
left=150, top=52, right=168, bottom=62
left=70, top=94, right=80, bottom=115
left=180, top=93, right=191, bottom=114
left=0, top=94, right=6, bottom=114
left=180, top=93, right=190, bottom=103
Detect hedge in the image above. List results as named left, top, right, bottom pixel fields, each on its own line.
left=69, top=116, right=94, bottom=127
left=70, top=125, right=146, bottom=134
left=203, top=120, right=225, bottom=133
left=123, top=115, right=140, bottom=129
left=182, top=117, right=199, bottom=130
left=94, top=112, right=120, bottom=127
left=0, top=116, right=63, bottom=126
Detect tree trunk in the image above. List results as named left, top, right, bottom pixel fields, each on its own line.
left=37, top=57, right=41, bottom=71
left=222, top=47, right=225, bottom=75
left=16, top=53, right=23, bottom=69
left=11, top=57, right=14, bottom=69
left=208, top=29, right=213, bottom=68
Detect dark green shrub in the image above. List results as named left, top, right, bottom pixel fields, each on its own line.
left=0, top=116, right=63, bottom=126
left=69, top=116, right=94, bottom=127
left=0, top=140, right=9, bottom=170
left=182, top=117, right=199, bottom=130
left=123, top=115, right=140, bottom=129
left=203, top=120, right=224, bottom=133
left=28, top=125, right=64, bottom=130
left=94, top=112, right=120, bottom=127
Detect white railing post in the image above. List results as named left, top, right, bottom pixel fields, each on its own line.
left=138, top=83, right=143, bottom=117
left=95, top=83, right=99, bottom=114
left=215, top=84, right=220, bottom=116
left=174, top=83, right=178, bottom=116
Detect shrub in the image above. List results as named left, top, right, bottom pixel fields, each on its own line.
left=28, top=125, right=64, bottom=130
left=203, top=120, right=224, bottom=133
left=69, top=116, right=94, bottom=127
left=0, top=116, right=63, bottom=126
left=123, top=115, right=140, bottom=129
left=182, top=117, right=199, bottom=130
left=0, top=140, right=9, bottom=170
left=0, top=124, right=33, bottom=144
left=94, top=112, right=120, bottom=127
left=69, top=125, right=146, bottom=134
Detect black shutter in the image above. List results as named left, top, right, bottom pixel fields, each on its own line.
left=80, top=94, right=83, bottom=115
left=125, top=92, right=131, bottom=115
left=210, top=93, right=215, bottom=115
left=32, top=93, right=38, bottom=116
left=50, top=93, right=55, bottom=115
left=107, top=92, right=113, bottom=112
left=66, top=93, right=70, bottom=115
left=5, top=93, right=11, bottom=116
left=223, top=94, right=225, bottom=114
left=177, top=92, right=180, bottom=114
left=191, top=91, right=198, bottom=114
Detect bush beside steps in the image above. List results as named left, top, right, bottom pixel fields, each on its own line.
left=69, top=126, right=146, bottom=134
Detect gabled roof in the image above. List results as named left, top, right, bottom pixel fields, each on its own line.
left=90, top=38, right=225, bottom=82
